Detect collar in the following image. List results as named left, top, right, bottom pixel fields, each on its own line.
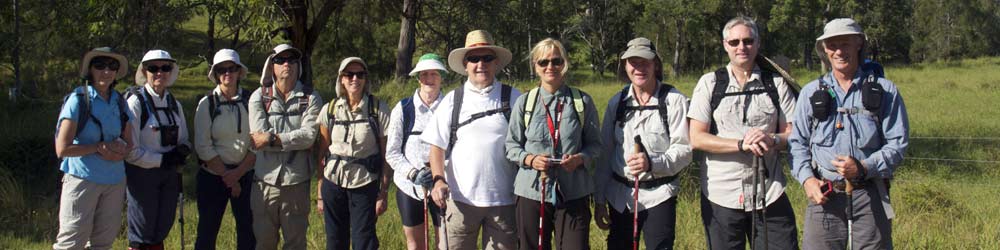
left=464, top=80, right=499, bottom=95
left=412, top=89, right=443, bottom=110
left=725, top=64, right=762, bottom=87
left=213, top=86, right=245, bottom=101
left=335, top=93, right=370, bottom=113
left=537, top=84, right=568, bottom=98
left=143, top=84, right=169, bottom=100
left=624, top=82, right=664, bottom=106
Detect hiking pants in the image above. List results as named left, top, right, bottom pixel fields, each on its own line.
left=321, top=178, right=379, bottom=250
left=700, top=193, right=799, bottom=250
left=195, top=167, right=255, bottom=250
left=443, top=199, right=518, bottom=250
left=125, top=165, right=180, bottom=246
left=251, top=180, right=310, bottom=250
left=515, top=196, right=591, bottom=250
left=606, top=197, right=677, bottom=250
left=53, top=174, right=126, bottom=250
left=802, top=182, right=892, bottom=250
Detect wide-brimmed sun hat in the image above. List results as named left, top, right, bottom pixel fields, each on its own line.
left=409, top=53, right=448, bottom=76
left=447, top=30, right=512, bottom=76
left=814, top=18, right=868, bottom=71
left=135, top=49, right=179, bottom=86
left=208, top=49, right=248, bottom=84
left=335, top=57, right=370, bottom=98
left=79, top=47, right=129, bottom=79
left=260, top=44, right=304, bottom=87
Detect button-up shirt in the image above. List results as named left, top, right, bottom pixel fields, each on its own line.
left=320, top=95, right=390, bottom=189
left=386, top=90, right=442, bottom=200
left=248, top=81, right=322, bottom=186
left=505, top=85, right=602, bottom=204
left=58, top=86, right=133, bottom=184
left=126, top=84, right=191, bottom=169
left=194, top=86, right=252, bottom=173
left=595, top=83, right=692, bottom=213
left=688, top=65, right=797, bottom=210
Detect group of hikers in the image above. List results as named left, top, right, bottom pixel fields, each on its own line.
left=53, top=16, right=908, bottom=250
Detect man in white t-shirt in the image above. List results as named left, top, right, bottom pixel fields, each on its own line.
left=423, top=30, right=521, bottom=250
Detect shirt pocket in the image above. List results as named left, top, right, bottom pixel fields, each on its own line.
left=855, top=114, right=882, bottom=150
left=644, top=130, right=671, bottom=154
left=526, top=116, right=552, bottom=153
left=810, top=119, right=836, bottom=147
left=749, top=97, right=777, bottom=128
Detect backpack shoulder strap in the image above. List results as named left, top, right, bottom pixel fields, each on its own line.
left=501, top=84, right=512, bottom=120
left=207, top=91, right=219, bottom=120
left=298, top=84, right=314, bottom=115
left=261, top=86, right=274, bottom=114
left=657, top=84, right=674, bottom=138
left=127, top=86, right=151, bottom=128
left=240, top=88, right=253, bottom=111
left=114, top=91, right=129, bottom=133
left=367, top=94, right=383, bottom=140
left=325, top=99, right=338, bottom=129
left=447, top=87, right=465, bottom=157
left=63, top=88, right=91, bottom=138
left=614, top=84, right=631, bottom=126
left=709, top=67, right=729, bottom=134
left=400, top=97, right=415, bottom=155
left=523, top=87, right=540, bottom=126
left=569, top=87, right=585, bottom=124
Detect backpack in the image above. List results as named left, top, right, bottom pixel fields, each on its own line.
left=613, top=83, right=675, bottom=139
left=517, top=86, right=586, bottom=150
left=326, top=94, right=385, bottom=175
left=708, top=68, right=786, bottom=135
left=55, top=85, right=129, bottom=142
left=260, top=83, right=314, bottom=118
left=398, top=97, right=421, bottom=156
left=205, top=88, right=253, bottom=133
left=446, top=84, right=513, bottom=158
left=123, top=85, right=181, bottom=129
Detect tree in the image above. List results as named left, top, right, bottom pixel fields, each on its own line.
left=394, top=0, right=419, bottom=83
left=273, top=0, right=345, bottom=85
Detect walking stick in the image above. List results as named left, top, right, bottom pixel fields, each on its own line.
left=177, top=173, right=185, bottom=250
left=750, top=156, right=758, bottom=250
left=441, top=205, right=449, bottom=250
left=538, top=171, right=548, bottom=250
left=424, top=189, right=430, bottom=250
left=754, top=156, right=769, bottom=250
left=846, top=181, right=854, bottom=250
left=632, top=136, right=643, bottom=250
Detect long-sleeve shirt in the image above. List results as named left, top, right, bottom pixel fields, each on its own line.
left=386, top=90, right=442, bottom=200
left=789, top=70, right=909, bottom=184
left=319, top=95, right=390, bottom=189
left=595, top=83, right=692, bottom=213
left=248, top=81, right=323, bottom=186
left=505, top=84, right=602, bottom=203
left=194, top=86, right=252, bottom=173
left=126, top=84, right=190, bottom=169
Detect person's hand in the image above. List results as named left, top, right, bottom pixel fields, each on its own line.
left=316, top=182, right=325, bottom=214
left=741, top=128, right=770, bottom=156
left=205, top=158, right=227, bottom=176
left=832, top=155, right=862, bottom=180
left=527, top=154, right=551, bottom=171
left=411, top=167, right=434, bottom=189
left=626, top=152, right=649, bottom=176
left=316, top=199, right=325, bottom=213
left=560, top=154, right=584, bottom=173
left=431, top=178, right=450, bottom=209
left=375, top=191, right=388, bottom=216
left=96, top=142, right=123, bottom=161
left=594, top=202, right=610, bottom=230
left=230, top=183, right=242, bottom=197
left=250, top=132, right=271, bottom=149
left=803, top=177, right=829, bottom=205
left=222, top=168, right=245, bottom=188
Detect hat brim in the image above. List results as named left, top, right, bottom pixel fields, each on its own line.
left=816, top=31, right=864, bottom=41
left=409, top=60, right=448, bottom=76
left=80, top=51, right=129, bottom=79
left=620, top=50, right=657, bottom=60
left=135, top=61, right=180, bottom=87
left=447, top=46, right=512, bottom=76
left=208, top=60, right=249, bottom=84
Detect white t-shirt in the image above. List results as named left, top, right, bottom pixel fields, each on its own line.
left=421, top=80, right=521, bottom=207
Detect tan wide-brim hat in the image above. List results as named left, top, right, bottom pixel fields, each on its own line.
left=79, top=47, right=129, bottom=79
left=814, top=18, right=868, bottom=71
left=135, top=49, right=179, bottom=87
left=208, top=49, right=248, bottom=84
left=260, top=44, right=304, bottom=87
left=447, top=30, right=512, bottom=76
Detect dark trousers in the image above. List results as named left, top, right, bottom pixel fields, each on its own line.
left=700, top=193, right=799, bottom=250
left=125, top=165, right=179, bottom=246
left=607, top=197, right=677, bottom=250
left=515, top=196, right=591, bottom=250
left=194, top=168, right=256, bottom=250
left=321, top=178, right=379, bottom=250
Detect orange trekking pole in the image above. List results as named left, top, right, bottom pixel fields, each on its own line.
left=632, top=136, right=643, bottom=250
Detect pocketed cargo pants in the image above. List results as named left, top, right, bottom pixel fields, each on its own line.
left=125, top=165, right=180, bottom=246
left=251, top=180, right=310, bottom=250
left=802, top=182, right=892, bottom=250
left=53, top=174, right=126, bottom=250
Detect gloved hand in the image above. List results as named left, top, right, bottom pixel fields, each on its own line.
left=161, top=145, right=191, bottom=168
left=407, top=167, right=434, bottom=189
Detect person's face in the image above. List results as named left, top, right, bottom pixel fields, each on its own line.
left=534, top=49, right=565, bottom=86
left=88, top=58, right=119, bottom=87
left=340, top=63, right=367, bottom=96
left=723, top=24, right=758, bottom=66
left=823, top=35, right=863, bottom=73
left=463, top=49, right=498, bottom=85
left=625, top=57, right=656, bottom=87
left=144, top=60, right=173, bottom=88
left=417, top=70, right=442, bottom=92
left=272, top=51, right=300, bottom=81
left=214, top=61, right=240, bottom=87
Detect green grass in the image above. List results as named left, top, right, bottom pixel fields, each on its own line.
left=2, top=57, right=1000, bottom=249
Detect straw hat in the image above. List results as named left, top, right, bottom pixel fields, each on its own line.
left=79, top=47, right=129, bottom=79
left=208, top=49, right=248, bottom=84
left=447, top=30, right=512, bottom=76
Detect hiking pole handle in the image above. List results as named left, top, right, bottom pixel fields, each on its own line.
left=632, top=135, right=642, bottom=250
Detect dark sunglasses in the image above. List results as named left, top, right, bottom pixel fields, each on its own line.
left=146, top=64, right=173, bottom=73
left=272, top=56, right=300, bottom=65
left=726, top=38, right=755, bottom=47
left=341, top=71, right=367, bottom=79
left=214, top=65, right=241, bottom=74
left=536, top=58, right=564, bottom=67
left=91, top=60, right=120, bottom=71
left=465, top=55, right=497, bottom=63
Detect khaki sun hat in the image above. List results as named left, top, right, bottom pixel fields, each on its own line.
left=814, top=18, right=868, bottom=71
left=79, top=47, right=129, bottom=79
left=335, top=57, right=370, bottom=98
left=208, top=49, right=248, bottom=84
left=260, top=44, right=304, bottom=87
left=447, top=30, right=513, bottom=76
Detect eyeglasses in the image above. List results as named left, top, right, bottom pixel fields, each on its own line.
left=91, top=61, right=120, bottom=71
left=726, top=38, right=755, bottom=47
left=146, top=64, right=173, bottom=73
left=214, top=65, right=241, bottom=74
left=465, top=55, right=497, bottom=64
left=536, top=58, right=564, bottom=67
left=341, top=71, right=367, bottom=79
left=272, top=56, right=300, bottom=65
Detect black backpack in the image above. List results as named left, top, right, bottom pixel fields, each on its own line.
left=204, top=88, right=253, bottom=133
left=55, top=85, right=129, bottom=142
left=123, top=85, right=181, bottom=129
left=613, top=83, right=675, bottom=138
left=708, top=68, right=785, bottom=135
left=446, top=84, right=513, bottom=158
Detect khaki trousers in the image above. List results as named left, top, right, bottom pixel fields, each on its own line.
left=53, top=174, right=126, bottom=250
left=251, top=180, right=311, bottom=250
left=443, top=199, right=517, bottom=250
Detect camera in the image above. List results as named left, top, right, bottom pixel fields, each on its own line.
left=157, top=125, right=179, bottom=147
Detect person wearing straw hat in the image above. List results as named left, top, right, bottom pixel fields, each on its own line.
left=789, top=17, right=909, bottom=249
left=314, top=57, right=390, bottom=250
left=193, top=49, right=256, bottom=250
left=386, top=53, right=448, bottom=250
left=592, top=37, right=692, bottom=250
left=53, top=47, right=135, bottom=250
left=123, top=49, right=192, bottom=250
left=423, top=30, right=522, bottom=250
left=687, top=16, right=799, bottom=249
left=247, top=44, right=322, bottom=250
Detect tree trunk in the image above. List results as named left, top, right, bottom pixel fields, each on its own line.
left=672, top=19, right=683, bottom=77
left=395, top=0, right=419, bottom=83
left=11, top=0, right=20, bottom=102
left=207, top=10, right=217, bottom=54
left=277, top=0, right=343, bottom=85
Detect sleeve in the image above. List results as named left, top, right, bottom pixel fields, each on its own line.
left=275, top=91, right=322, bottom=151
left=861, top=80, right=909, bottom=180
left=789, top=83, right=818, bottom=184
left=687, top=73, right=716, bottom=123
left=504, top=94, right=530, bottom=168
left=248, top=88, right=269, bottom=134
left=776, top=77, right=798, bottom=125
left=386, top=101, right=416, bottom=174
left=58, top=93, right=81, bottom=123
left=649, top=91, right=693, bottom=176
left=578, top=93, right=603, bottom=171
left=125, top=96, right=163, bottom=169
left=176, top=99, right=191, bottom=148
left=378, top=100, right=391, bottom=137
left=593, top=94, right=620, bottom=204
left=420, top=91, right=453, bottom=150
left=194, top=96, right=218, bottom=161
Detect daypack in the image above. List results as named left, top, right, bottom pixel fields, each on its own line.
left=613, top=83, right=674, bottom=139
left=446, top=84, right=513, bottom=158
left=521, top=86, right=585, bottom=130
left=55, top=85, right=129, bottom=142
left=325, top=94, right=385, bottom=175
left=123, top=85, right=181, bottom=129
left=205, top=88, right=253, bottom=133
left=398, top=97, right=420, bottom=156
left=708, top=68, right=786, bottom=135
left=810, top=70, right=885, bottom=138
left=260, top=84, right=314, bottom=118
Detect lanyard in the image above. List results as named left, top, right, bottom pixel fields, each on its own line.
left=542, top=97, right=564, bottom=157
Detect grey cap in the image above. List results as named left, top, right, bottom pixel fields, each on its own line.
left=816, top=18, right=865, bottom=41
left=620, top=37, right=658, bottom=60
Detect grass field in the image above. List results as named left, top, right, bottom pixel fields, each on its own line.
left=1, top=56, right=998, bottom=249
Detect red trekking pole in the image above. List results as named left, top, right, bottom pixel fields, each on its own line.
left=633, top=136, right=643, bottom=250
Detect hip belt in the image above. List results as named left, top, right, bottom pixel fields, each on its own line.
left=611, top=173, right=677, bottom=189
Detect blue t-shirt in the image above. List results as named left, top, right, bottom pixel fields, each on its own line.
left=58, top=86, right=133, bottom=185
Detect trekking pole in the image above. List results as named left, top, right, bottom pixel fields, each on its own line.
left=441, top=205, right=449, bottom=250
left=750, top=156, right=758, bottom=250
left=538, top=171, right=548, bottom=250
left=177, top=172, right=185, bottom=250
left=424, top=189, right=430, bottom=250
left=755, top=156, right=769, bottom=250
left=632, top=136, right=643, bottom=250
left=845, top=180, right=854, bottom=250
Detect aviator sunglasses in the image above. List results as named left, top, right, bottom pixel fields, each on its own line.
left=726, top=38, right=755, bottom=47
left=536, top=58, right=564, bottom=67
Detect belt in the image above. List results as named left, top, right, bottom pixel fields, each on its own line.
left=611, top=173, right=677, bottom=189
left=826, top=179, right=867, bottom=191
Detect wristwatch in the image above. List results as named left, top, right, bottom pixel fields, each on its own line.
left=268, top=133, right=278, bottom=147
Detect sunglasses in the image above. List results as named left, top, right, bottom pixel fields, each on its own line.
left=536, top=58, right=564, bottom=67
left=726, top=38, right=755, bottom=47
left=146, top=64, right=173, bottom=73
left=91, top=61, right=120, bottom=71
left=341, top=71, right=367, bottom=79
left=214, top=65, right=241, bottom=74
left=465, top=55, right=497, bottom=63
left=272, top=56, right=300, bottom=65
